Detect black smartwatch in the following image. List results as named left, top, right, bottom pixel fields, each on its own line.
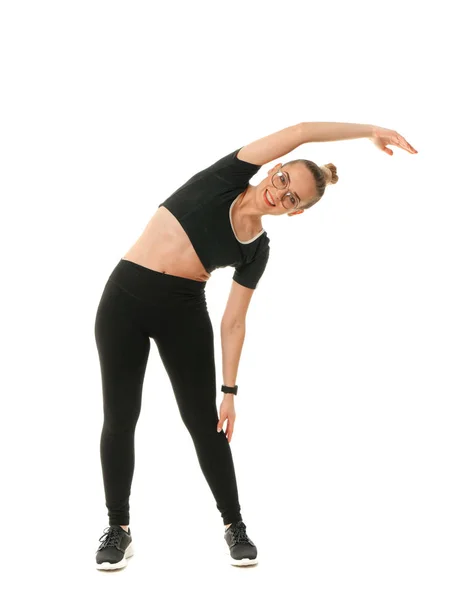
left=221, top=384, right=238, bottom=395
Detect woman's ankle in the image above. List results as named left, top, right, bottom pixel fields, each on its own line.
left=120, top=525, right=129, bottom=532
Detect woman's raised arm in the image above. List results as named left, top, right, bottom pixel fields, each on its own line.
left=237, top=122, right=305, bottom=166
left=237, top=121, right=417, bottom=166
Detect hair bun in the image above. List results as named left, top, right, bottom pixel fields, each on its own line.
left=321, top=163, right=339, bottom=185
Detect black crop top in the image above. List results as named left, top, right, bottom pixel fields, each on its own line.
left=158, top=147, right=270, bottom=289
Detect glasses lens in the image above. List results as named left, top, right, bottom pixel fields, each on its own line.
left=272, top=172, right=288, bottom=189
left=281, top=192, right=298, bottom=210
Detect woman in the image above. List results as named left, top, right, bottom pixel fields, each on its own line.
left=94, top=121, right=418, bottom=570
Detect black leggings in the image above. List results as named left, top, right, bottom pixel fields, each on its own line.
left=94, top=258, right=243, bottom=527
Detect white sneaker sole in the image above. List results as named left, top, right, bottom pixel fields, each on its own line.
left=230, top=558, right=258, bottom=566
left=96, top=542, right=134, bottom=570
left=227, top=551, right=258, bottom=566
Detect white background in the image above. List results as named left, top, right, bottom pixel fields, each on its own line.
left=1, top=1, right=448, bottom=598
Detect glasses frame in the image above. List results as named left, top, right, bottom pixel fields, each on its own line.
left=271, top=170, right=302, bottom=210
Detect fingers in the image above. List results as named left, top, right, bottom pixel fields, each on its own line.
left=394, top=132, right=418, bottom=154
left=217, top=407, right=236, bottom=442
left=220, top=415, right=235, bottom=443
left=225, top=421, right=234, bottom=443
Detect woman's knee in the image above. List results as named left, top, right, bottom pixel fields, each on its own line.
left=179, top=406, right=219, bottom=436
left=103, top=392, right=142, bottom=432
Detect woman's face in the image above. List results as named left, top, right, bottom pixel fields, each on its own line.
left=258, top=162, right=317, bottom=216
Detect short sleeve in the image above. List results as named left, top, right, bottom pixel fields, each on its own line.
left=232, top=244, right=270, bottom=290
left=208, top=148, right=262, bottom=188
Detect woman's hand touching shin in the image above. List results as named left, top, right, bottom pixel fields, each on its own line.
left=217, top=394, right=236, bottom=443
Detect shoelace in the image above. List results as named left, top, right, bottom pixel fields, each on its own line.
left=230, top=521, right=251, bottom=544
left=98, top=526, right=121, bottom=550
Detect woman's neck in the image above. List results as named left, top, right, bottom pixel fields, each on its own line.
left=236, top=186, right=264, bottom=221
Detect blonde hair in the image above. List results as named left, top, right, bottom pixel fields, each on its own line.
left=282, top=159, right=339, bottom=210
left=320, top=163, right=339, bottom=186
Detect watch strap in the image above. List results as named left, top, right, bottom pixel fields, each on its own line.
left=221, top=384, right=238, bottom=395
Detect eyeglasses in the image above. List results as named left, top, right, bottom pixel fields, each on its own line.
left=271, top=170, right=302, bottom=210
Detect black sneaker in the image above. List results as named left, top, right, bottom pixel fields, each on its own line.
left=224, top=520, right=258, bottom=566
left=95, top=525, right=134, bottom=570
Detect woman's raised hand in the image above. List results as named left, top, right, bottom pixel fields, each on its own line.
left=369, top=126, right=418, bottom=155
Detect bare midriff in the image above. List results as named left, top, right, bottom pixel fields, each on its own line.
left=123, top=199, right=262, bottom=283
left=123, top=207, right=211, bottom=282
